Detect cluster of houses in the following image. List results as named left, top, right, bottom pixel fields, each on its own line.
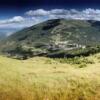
left=48, top=41, right=86, bottom=51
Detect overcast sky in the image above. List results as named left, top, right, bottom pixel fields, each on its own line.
left=0, top=0, right=100, bottom=36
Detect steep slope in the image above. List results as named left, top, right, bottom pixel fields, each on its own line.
left=1, top=19, right=100, bottom=59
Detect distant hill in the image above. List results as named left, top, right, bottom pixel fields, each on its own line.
left=1, top=19, right=100, bottom=59
left=0, top=33, right=6, bottom=40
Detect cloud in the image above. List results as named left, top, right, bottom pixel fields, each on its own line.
left=0, top=16, right=40, bottom=29
left=25, top=9, right=49, bottom=16
left=0, top=16, right=25, bottom=24
left=0, top=16, right=44, bottom=36
left=82, top=8, right=100, bottom=15
left=1, top=8, right=100, bottom=36
left=6, top=32, right=15, bottom=36
left=25, top=9, right=67, bottom=16
left=1, top=8, right=100, bottom=29
left=25, top=8, right=100, bottom=21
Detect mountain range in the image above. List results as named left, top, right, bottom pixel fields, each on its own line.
left=0, top=19, right=100, bottom=59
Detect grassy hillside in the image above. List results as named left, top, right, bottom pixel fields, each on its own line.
left=0, top=54, right=100, bottom=100
left=1, top=19, right=100, bottom=59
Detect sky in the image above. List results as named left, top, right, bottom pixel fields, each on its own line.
left=0, top=0, right=100, bottom=36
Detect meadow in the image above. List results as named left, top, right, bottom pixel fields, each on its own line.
left=0, top=53, right=100, bottom=100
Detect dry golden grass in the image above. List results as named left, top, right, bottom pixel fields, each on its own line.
left=0, top=54, right=100, bottom=100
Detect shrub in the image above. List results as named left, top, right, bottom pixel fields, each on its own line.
left=55, top=57, right=94, bottom=65
left=78, top=63, right=87, bottom=68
